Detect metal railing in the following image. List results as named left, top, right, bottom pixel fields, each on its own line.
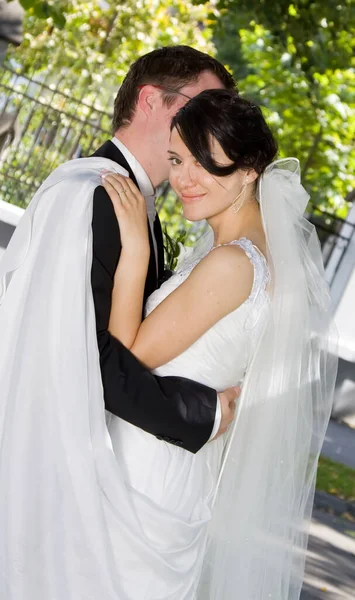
left=0, top=65, right=113, bottom=206
left=0, top=64, right=354, bottom=283
left=307, top=204, right=355, bottom=284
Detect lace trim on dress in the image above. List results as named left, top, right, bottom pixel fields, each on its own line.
left=176, top=237, right=269, bottom=305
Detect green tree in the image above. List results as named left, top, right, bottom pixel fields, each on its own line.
left=7, top=0, right=67, bottom=28
left=209, top=0, right=355, bottom=215
left=0, top=0, right=217, bottom=247
left=9, top=1, right=214, bottom=90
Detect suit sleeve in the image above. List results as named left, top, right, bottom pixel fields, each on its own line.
left=91, top=185, right=218, bottom=454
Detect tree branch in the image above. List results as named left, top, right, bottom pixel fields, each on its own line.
left=302, top=126, right=323, bottom=178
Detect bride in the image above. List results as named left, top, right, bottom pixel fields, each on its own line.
left=101, top=89, right=337, bottom=598
left=0, top=89, right=336, bottom=599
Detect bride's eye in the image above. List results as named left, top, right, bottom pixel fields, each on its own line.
left=168, top=157, right=182, bottom=166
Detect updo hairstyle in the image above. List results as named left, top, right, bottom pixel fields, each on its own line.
left=171, top=89, right=277, bottom=177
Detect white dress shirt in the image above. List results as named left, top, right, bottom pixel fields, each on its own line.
left=111, top=136, right=158, bottom=267
left=110, top=137, right=221, bottom=441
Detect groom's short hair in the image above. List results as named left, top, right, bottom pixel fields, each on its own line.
left=112, top=45, right=236, bottom=132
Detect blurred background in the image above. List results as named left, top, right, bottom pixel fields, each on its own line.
left=0, top=2, right=354, bottom=597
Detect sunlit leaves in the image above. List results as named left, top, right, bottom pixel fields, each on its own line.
left=211, top=1, right=355, bottom=214
left=8, top=0, right=215, bottom=106
left=13, top=0, right=67, bottom=29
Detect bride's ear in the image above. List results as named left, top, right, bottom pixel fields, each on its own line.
left=245, top=170, right=258, bottom=184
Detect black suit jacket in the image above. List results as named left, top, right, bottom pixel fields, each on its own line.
left=90, top=140, right=217, bottom=453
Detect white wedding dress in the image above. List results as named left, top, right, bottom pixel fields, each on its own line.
left=106, top=237, right=269, bottom=599
left=0, top=159, right=335, bottom=600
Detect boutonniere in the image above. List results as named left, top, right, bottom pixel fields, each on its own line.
left=163, top=226, right=187, bottom=271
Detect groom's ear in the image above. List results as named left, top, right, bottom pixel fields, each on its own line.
left=137, top=85, right=160, bottom=119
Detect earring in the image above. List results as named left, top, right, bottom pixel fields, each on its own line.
left=231, top=180, right=248, bottom=214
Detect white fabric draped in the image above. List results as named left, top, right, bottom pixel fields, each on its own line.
left=197, top=159, right=337, bottom=599
left=0, top=157, right=337, bottom=599
left=0, top=158, right=153, bottom=599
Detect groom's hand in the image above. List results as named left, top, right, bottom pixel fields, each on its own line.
left=213, top=386, right=241, bottom=440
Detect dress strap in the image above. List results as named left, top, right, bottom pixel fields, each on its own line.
left=210, top=237, right=269, bottom=303
left=212, top=237, right=266, bottom=260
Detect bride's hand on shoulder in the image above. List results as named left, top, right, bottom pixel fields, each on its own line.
left=101, top=172, right=150, bottom=260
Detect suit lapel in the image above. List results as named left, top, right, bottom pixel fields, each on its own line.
left=92, top=140, right=139, bottom=187
left=92, top=141, right=158, bottom=299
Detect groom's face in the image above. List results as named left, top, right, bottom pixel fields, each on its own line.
left=155, top=71, right=225, bottom=181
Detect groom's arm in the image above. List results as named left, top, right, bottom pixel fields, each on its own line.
left=98, top=333, right=218, bottom=453
left=91, top=185, right=218, bottom=453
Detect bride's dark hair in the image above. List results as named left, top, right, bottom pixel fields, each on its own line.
left=171, top=89, right=277, bottom=176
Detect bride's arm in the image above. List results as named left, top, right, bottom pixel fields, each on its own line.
left=101, top=173, right=150, bottom=348
left=103, top=173, right=254, bottom=371
left=127, top=245, right=253, bottom=369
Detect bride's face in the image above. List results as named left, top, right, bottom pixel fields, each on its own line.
left=168, top=127, right=248, bottom=222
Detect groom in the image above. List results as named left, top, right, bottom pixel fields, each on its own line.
left=91, top=46, right=238, bottom=453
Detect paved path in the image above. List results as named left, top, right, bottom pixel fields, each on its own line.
left=301, top=510, right=355, bottom=600
left=321, top=420, right=355, bottom=469
left=301, top=420, right=355, bottom=598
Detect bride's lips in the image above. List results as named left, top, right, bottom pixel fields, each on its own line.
left=181, top=193, right=207, bottom=204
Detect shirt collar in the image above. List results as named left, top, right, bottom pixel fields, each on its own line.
left=111, top=137, right=155, bottom=199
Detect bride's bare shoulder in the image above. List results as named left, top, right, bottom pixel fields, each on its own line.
left=201, top=243, right=253, bottom=275
left=189, top=244, right=255, bottom=306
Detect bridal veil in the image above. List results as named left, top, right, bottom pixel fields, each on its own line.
left=198, top=159, right=338, bottom=599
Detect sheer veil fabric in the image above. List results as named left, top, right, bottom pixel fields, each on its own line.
left=0, top=158, right=140, bottom=599
left=196, top=159, right=338, bottom=599
left=0, top=157, right=337, bottom=599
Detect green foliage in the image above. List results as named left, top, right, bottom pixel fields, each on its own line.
left=216, top=0, right=355, bottom=75
left=209, top=1, right=355, bottom=215
left=1, top=0, right=216, bottom=219
left=239, top=26, right=355, bottom=212
left=7, top=0, right=67, bottom=29
left=2, top=0, right=354, bottom=238
left=163, top=226, right=186, bottom=271
left=8, top=0, right=215, bottom=84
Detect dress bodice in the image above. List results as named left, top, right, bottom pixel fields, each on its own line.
left=145, top=237, right=270, bottom=391
left=106, top=238, right=271, bottom=599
